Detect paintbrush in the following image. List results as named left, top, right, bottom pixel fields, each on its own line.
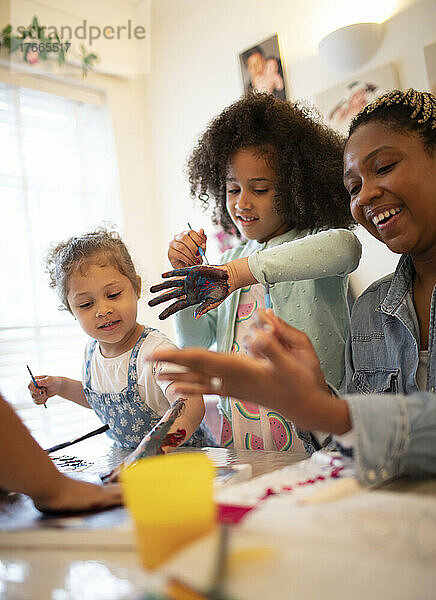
left=208, top=525, right=230, bottom=599
left=27, top=364, right=47, bottom=409
left=166, top=527, right=232, bottom=600
left=187, top=222, right=209, bottom=265
left=44, top=424, right=109, bottom=453
left=264, top=284, right=272, bottom=309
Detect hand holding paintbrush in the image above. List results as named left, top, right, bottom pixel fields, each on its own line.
left=187, top=222, right=209, bottom=265
left=27, top=370, right=68, bottom=410
left=27, top=365, right=48, bottom=409
left=167, top=224, right=209, bottom=270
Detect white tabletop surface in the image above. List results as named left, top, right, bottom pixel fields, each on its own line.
left=1, top=440, right=435, bottom=600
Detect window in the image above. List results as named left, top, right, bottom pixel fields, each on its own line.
left=0, top=82, right=122, bottom=447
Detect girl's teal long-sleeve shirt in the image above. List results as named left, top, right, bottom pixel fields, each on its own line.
left=174, top=228, right=362, bottom=421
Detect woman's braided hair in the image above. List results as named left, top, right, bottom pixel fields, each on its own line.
left=349, top=89, right=436, bottom=152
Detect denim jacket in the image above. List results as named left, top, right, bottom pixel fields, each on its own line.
left=340, top=254, right=436, bottom=486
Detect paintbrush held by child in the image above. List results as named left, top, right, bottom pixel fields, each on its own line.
left=149, top=92, right=361, bottom=454
left=28, top=228, right=216, bottom=460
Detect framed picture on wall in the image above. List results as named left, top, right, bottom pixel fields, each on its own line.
left=424, top=42, right=436, bottom=95
left=315, top=63, right=400, bottom=135
left=239, top=34, right=288, bottom=100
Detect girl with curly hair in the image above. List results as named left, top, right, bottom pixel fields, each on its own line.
left=28, top=228, right=216, bottom=467
left=149, top=93, right=361, bottom=453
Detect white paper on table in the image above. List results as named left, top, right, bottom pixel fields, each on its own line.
left=159, top=490, right=436, bottom=600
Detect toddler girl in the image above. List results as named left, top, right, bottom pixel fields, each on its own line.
left=28, top=228, right=215, bottom=453
left=149, top=93, right=361, bottom=454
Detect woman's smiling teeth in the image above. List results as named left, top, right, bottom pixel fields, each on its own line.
left=372, top=207, right=401, bottom=226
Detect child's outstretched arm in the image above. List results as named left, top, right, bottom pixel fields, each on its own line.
left=247, top=229, right=362, bottom=286
left=0, top=393, right=121, bottom=512
left=162, top=383, right=205, bottom=445
left=103, top=391, right=205, bottom=482
left=149, top=230, right=361, bottom=320
left=28, top=376, right=90, bottom=408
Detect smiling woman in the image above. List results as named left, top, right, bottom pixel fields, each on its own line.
left=344, top=117, right=436, bottom=256
left=343, top=89, right=436, bottom=353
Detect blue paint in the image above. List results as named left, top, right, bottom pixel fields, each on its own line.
left=264, top=284, right=272, bottom=310
left=187, top=222, right=209, bottom=265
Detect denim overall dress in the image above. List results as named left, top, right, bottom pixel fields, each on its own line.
left=83, top=328, right=217, bottom=448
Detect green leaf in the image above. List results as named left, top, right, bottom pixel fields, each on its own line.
left=1, top=16, right=98, bottom=76
left=9, top=36, right=22, bottom=53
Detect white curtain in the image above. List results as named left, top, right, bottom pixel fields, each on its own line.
left=0, top=82, right=122, bottom=446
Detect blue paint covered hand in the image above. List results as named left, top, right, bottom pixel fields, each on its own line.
left=148, top=265, right=230, bottom=320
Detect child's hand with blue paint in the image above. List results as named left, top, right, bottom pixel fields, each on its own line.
left=168, top=227, right=207, bottom=269
left=28, top=375, right=62, bottom=405
left=149, top=265, right=232, bottom=320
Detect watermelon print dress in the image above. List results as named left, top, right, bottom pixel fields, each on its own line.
left=223, top=284, right=306, bottom=453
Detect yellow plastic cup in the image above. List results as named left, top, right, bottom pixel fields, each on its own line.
left=121, top=452, right=216, bottom=569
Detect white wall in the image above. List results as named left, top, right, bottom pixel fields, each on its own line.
left=142, top=0, right=436, bottom=310
left=3, top=0, right=169, bottom=333
left=5, top=0, right=436, bottom=338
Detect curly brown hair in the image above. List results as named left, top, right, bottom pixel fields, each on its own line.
left=46, top=227, right=139, bottom=313
left=187, top=92, right=354, bottom=235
